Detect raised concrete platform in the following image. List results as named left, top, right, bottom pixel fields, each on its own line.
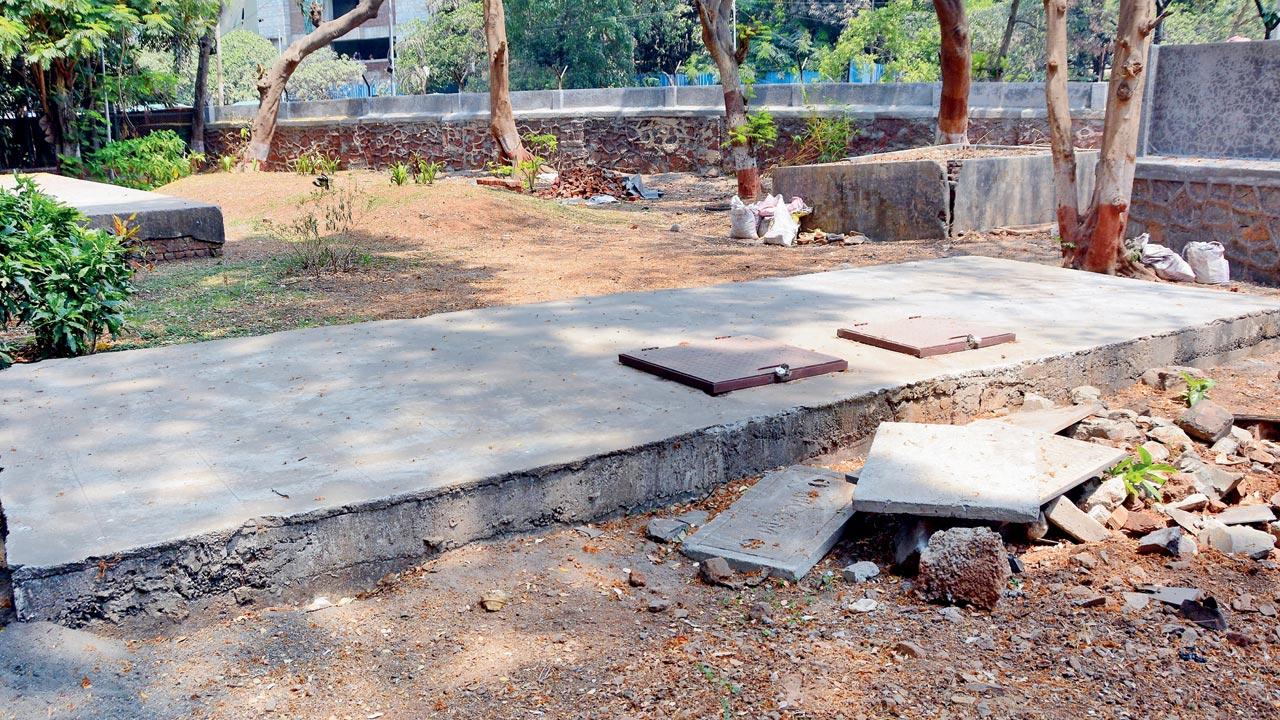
left=0, top=173, right=224, bottom=260
left=2, top=257, right=1279, bottom=626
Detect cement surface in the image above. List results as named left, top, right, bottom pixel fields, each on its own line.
left=680, top=466, right=854, bottom=580
left=0, top=173, right=225, bottom=246
left=2, top=256, right=1279, bottom=622
left=851, top=422, right=1126, bottom=522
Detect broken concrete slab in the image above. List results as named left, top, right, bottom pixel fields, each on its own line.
left=972, top=402, right=1103, bottom=435
left=1177, top=400, right=1235, bottom=443
left=1045, top=496, right=1112, bottom=543
left=1214, top=505, right=1276, bottom=526
left=1143, top=585, right=1205, bottom=606
left=1158, top=504, right=1204, bottom=534
left=1137, top=527, right=1198, bottom=558
left=681, top=466, right=854, bottom=580
left=1200, top=521, right=1277, bottom=558
left=853, top=423, right=1126, bottom=523
left=1177, top=455, right=1245, bottom=500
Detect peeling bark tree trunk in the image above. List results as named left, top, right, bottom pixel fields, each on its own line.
left=933, top=0, right=971, bottom=144
left=244, top=0, right=386, bottom=166
left=989, top=0, right=1021, bottom=79
left=192, top=25, right=214, bottom=155
left=1043, top=0, right=1079, bottom=259
left=696, top=0, right=761, bottom=200
left=1044, top=0, right=1157, bottom=274
left=483, top=0, right=529, bottom=164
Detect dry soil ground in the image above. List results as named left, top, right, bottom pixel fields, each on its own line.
left=2, top=353, right=1279, bottom=720
left=109, top=169, right=1074, bottom=351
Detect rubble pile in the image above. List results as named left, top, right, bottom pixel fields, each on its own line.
left=546, top=166, right=628, bottom=199
left=648, top=362, right=1277, bottom=626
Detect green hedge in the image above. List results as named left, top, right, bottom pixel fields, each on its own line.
left=0, top=176, right=135, bottom=363
left=81, top=130, right=199, bottom=190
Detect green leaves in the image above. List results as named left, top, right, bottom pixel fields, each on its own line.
left=1110, top=446, right=1176, bottom=501
left=0, top=176, right=135, bottom=361
left=82, top=130, right=196, bottom=190
left=1181, top=372, right=1215, bottom=407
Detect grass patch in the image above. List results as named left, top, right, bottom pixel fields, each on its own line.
left=116, top=258, right=363, bottom=350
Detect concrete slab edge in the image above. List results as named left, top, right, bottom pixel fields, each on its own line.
left=9, top=308, right=1280, bottom=629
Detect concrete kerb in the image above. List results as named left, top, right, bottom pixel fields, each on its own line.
left=9, top=307, right=1279, bottom=629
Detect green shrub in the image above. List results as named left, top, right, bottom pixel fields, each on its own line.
left=389, top=162, right=410, bottom=186
left=83, top=130, right=197, bottom=190
left=0, top=176, right=135, bottom=360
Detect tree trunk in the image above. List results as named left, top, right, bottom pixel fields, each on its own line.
left=483, top=0, right=530, bottom=164
left=244, top=0, right=386, bottom=165
left=989, top=0, right=1021, bottom=79
left=1043, top=0, right=1079, bottom=259
left=1076, top=0, right=1156, bottom=274
left=192, top=24, right=215, bottom=155
left=696, top=0, right=761, bottom=200
left=933, top=0, right=971, bottom=144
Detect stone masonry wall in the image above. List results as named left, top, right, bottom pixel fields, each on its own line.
left=1130, top=173, right=1280, bottom=285
left=206, top=114, right=1103, bottom=174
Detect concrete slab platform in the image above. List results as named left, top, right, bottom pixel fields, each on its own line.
left=2, top=256, right=1279, bottom=626
left=679, top=466, right=854, bottom=580
left=0, top=173, right=224, bottom=257
left=850, top=422, right=1126, bottom=522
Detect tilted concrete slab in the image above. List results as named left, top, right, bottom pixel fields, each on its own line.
left=0, top=173, right=224, bottom=248
left=680, top=466, right=854, bottom=580
left=851, top=422, right=1126, bottom=522
left=2, top=256, right=1279, bottom=626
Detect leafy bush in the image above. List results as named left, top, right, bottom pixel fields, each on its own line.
left=0, top=177, right=134, bottom=361
left=395, top=1, right=486, bottom=94
left=83, top=130, right=197, bottom=190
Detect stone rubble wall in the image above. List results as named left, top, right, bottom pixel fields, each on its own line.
left=205, top=113, right=1105, bottom=174
left=1130, top=160, right=1280, bottom=285
left=204, top=81, right=1107, bottom=173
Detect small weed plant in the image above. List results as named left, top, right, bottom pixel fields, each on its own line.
left=290, top=146, right=341, bottom=175
left=274, top=182, right=373, bottom=276
left=1110, top=445, right=1176, bottom=501
left=1182, top=372, right=1215, bottom=407
left=412, top=156, right=445, bottom=185
left=389, top=162, right=410, bottom=186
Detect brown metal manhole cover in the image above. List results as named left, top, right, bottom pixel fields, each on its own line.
left=619, top=335, right=848, bottom=395
left=836, top=317, right=1015, bottom=358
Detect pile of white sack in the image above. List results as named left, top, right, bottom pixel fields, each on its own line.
left=1138, top=235, right=1230, bottom=284
left=729, top=195, right=812, bottom=246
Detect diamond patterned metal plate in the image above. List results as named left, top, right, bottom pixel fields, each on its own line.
left=619, top=335, right=848, bottom=395
left=837, top=316, right=1015, bottom=358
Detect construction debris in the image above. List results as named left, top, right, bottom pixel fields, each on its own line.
left=852, top=422, right=1125, bottom=523
left=917, top=527, right=1010, bottom=609
left=1045, top=495, right=1112, bottom=543
left=548, top=165, right=628, bottom=199
left=681, top=466, right=854, bottom=580
left=1177, top=399, right=1234, bottom=443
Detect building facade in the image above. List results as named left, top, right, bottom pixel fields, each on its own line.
left=219, top=0, right=430, bottom=83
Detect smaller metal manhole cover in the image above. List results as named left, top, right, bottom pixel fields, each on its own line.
left=836, top=317, right=1015, bottom=358
left=619, top=335, right=848, bottom=395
